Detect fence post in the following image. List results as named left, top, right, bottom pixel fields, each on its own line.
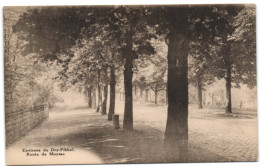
left=113, top=114, right=120, bottom=129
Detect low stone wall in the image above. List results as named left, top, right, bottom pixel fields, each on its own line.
left=5, top=104, right=49, bottom=146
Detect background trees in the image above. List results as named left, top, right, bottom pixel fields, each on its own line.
left=135, top=38, right=168, bottom=104
left=104, top=7, right=156, bottom=130
left=188, top=38, right=216, bottom=109
left=202, top=6, right=256, bottom=113
left=4, top=7, right=59, bottom=115
left=230, top=6, right=256, bottom=88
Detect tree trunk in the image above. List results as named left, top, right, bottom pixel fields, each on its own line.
left=223, top=42, right=232, bottom=113
left=123, top=20, right=135, bottom=131
left=102, top=69, right=108, bottom=115
left=85, top=91, right=88, bottom=105
left=145, top=89, right=149, bottom=102
left=154, top=85, right=158, bottom=104
left=225, top=67, right=232, bottom=113
left=108, top=65, right=116, bottom=121
left=92, top=85, right=96, bottom=109
left=166, top=89, right=168, bottom=105
left=88, top=87, right=92, bottom=108
left=197, top=76, right=203, bottom=109
left=163, top=29, right=189, bottom=161
left=123, top=56, right=133, bottom=130
left=101, top=83, right=108, bottom=115
left=97, top=70, right=102, bottom=112
left=155, top=91, right=158, bottom=104
left=224, top=44, right=232, bottom=113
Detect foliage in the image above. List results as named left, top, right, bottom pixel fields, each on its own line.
left=147, top=38, right=167, bottom=93
left=188, top=5, right=256, bottom=89
left=4, top=7, right=61, bottom=112
left=229, top=6, right=256, bottom=88
left=13, top=7, right=91, bottom=61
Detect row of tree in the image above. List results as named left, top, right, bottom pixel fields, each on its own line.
left=12, top=5, right=255, bottom=161
left=4, top=7, right=60, bottom=115
left=188, top=6, right=256, bottom=111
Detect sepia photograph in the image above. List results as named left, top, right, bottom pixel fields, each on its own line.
left=3, top=3, right=257, bottom=165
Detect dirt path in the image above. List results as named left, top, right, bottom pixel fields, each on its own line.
left=6, top=105, right=105, bottom=165
left=6, top=102, right=257, bottom=165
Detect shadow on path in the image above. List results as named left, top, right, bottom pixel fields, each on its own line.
left=6, top=104, right=228, bottom=164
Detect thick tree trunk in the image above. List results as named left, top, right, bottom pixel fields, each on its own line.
left=97, top=70, right=102, bottom=112
left=102, top=69, right=108, bottom=115
left=166, top=89, right=168, bottom=105
left=145, top=89, right=149, bottom=102
left=197, top=76, right=203, bottom=109
left=123, top=20, right=135, bottom=131
left=88, top=87, right=92, bottom=108
left=224, top=44, right=232, bottom=113
left=222, top=42, right=232, bottom=113
left=108, top=65, right=116, bottom=121
left=163, top=29, right=189, bottom=161
left=225, top=66, right=232, bottom=113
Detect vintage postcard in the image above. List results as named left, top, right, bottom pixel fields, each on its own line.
left=4, top=4, right=257, bottom=165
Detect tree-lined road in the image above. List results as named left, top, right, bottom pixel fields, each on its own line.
left=5, top=5, right=256, bottom=163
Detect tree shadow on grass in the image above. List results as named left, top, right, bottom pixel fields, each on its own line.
left=32, top=108, right=228, bottom=164
left=59, top=124, right=228, bottom=164
left=67, top=125, right=165, bottom=164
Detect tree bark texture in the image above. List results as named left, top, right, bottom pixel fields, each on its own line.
left=108, top=65, right=116, bottom=121
left=163, top=28, right=189, bottom=162
left=225, top=67, right=232, bottom=113
left=123, top=56, right=134, bottom=130
left=123, top=23, right=135, bottom=131
left=223, top=44, right=232, bottom=113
